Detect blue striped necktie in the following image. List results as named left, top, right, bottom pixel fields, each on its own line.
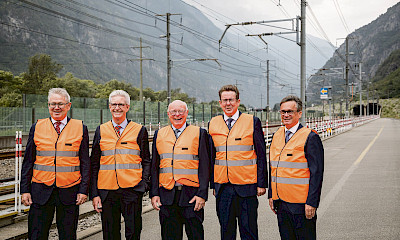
left=285, top=130, right=291, bottom=143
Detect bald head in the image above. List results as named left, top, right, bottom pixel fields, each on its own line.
left=168, top=100, right=188, bottom=112
left=167, top=100, right=189, bottom=129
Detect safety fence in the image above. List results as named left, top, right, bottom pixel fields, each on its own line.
left=264, top=115, right=380, bottom=146
left=0, top=105, right=292, bottom=136
left=1, top=94, right=326, bottom=136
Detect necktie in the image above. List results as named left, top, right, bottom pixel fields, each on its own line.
left=226, top=118, right=233, bottom=130
left=285, top=130, right=291, bottom=143
left=174, top=129, right=180, bottom=138
left=115, top=125, right=122, bottom=137
left=54, top=121, right=61, bottom=135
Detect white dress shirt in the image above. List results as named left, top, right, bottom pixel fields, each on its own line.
left=112, top=119, right=128, bottom=135
left=171, top=122, right=187, bottom=138
left=284, top=121, right=300, bottom=141
left=51, top=116, right=68, bottom=132
left=223, top=110, right=239, bottom=128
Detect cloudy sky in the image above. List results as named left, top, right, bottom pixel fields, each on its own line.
left=184, top=0, right=399, bottom=46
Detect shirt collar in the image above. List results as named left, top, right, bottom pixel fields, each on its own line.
left=172, top=122, right=187, bottom=132
left=223, top=110, right=239, bottom=122
left=112, top=119, right=128, bottom=129
left=51, top=116, right=67, bottom=126
left=285, top=121, right=300, bottom=134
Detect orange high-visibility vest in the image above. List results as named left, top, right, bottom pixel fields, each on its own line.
left=156, top=125, right=200, bottom=190
left=209, top=114, right=257, bottom=185
left=270, top=126, right=311, bottom=203
left=33, top=118, right=82, bottom=188
left=98, top=121, right=143, bottom=190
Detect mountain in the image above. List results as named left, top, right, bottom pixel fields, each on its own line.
left=371, top=49, right=400, bottom=98
left=0, top=0, right=333, bottom=107
left=307, top=2, right=400, bottom=104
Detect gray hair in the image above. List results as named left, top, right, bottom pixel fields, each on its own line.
left=109, top=90, right=130, bottom=105
left=168, top=100, right=188, bottom=111
left=48, top=88, right=70, bottom=103
left=280, top=95, right=302, bottom=111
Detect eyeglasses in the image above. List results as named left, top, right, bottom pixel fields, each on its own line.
left=110, top=103, right=127, bottom=108
left=221, top=98, right=237, bottom=104
left=279, top=110, right=299, bottom=115
left=48, top=102, right=69, bottom=108
left=168, top=110, right=186, bottom=115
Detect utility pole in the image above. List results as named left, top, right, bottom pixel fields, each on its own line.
left=166, top=13, right=171, bottom=105
left=131, top=37, right=152, bottom=102
left=359, top=62, right=362, bottom=117
left=260, top=94, right=264, bottom=122
left=266, top=60, right=270, bottom=122
left=366, top=80, right=369, bottom=115
left=157, top=13, right=181, bottom=105
left=345, top=36, right=349, bottom=117
left=300, top=0, right=306, bottom=125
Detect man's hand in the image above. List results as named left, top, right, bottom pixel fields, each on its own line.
left=21, top=193, right=33, bottom=206
left=76, top=193, right=87, bottom=205
left=151, top=196, right=162, bottom=211
left=257, top=187, right=266, bottom=196
left=92, top=196, right=102, bottom=213
left=189, top=196, right=206, bottom=211
left=212, top=189, right=215, bottom=196
left=305, top=204, right=316, bottom=219
left=269, top=198, right=276, bottom=214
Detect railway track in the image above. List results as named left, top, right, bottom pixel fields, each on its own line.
left=0, top=152, right=21, bottom=160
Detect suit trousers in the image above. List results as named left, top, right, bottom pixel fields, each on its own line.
left=216, top=184, right=259, bottom=240
left=159, top=189, right=204, bottom=240
left=276, top=201, right=317, bottom=240
left=100, top=190, right=143, bottom=240
left=28, top=188, right=79, bottom=240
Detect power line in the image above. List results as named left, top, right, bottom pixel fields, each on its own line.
left=332, top=0, right=351, bottom=34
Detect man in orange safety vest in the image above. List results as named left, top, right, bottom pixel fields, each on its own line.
left=268, top=95, right=324, bottom=240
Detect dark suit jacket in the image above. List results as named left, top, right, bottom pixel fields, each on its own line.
left=21, top=117, right=90, bottom=206
left=209, top=112, right=268, bottom=198
left=90, top=120, right=151, bottom=202
left=150, top=125, right=210, bottom=207
left=268, top=124, right=324, bottom=214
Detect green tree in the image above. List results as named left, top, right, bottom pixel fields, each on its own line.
left=58, top=73, right=98, bottom=98
left=153, top=88, right=196, bottom=103
left=0, top=92, right=22, bottom=107
left=96, top=79, right=139, bottom=100
left=0, top=70, right=24, bottom=107
left=239, top=103, right=246, bottom=112
left=143, top=87, right=157, bottom=101
left=22, top=54, right=63, bottom=94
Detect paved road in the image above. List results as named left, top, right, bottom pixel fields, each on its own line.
left=86, top=118, right=400, bottom=239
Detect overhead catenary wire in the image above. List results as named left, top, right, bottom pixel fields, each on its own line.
left=3, top=0, right=319, bottom=101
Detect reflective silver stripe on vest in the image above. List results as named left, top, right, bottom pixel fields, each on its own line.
left=215, top=145, right=254, bottom=152
left=99, top=163, right=142, bottom=170
left=271, top=176, right=309, bottom=185
left=33, top=164, right=80, bottom=172
left=37, top=150, right=79, bottom=157
left=214, top=159, right=256, bottom=167
left=101, top=149, right=140, bottom=156
left=160, top=167, right=198, bottom=175
left=270, top=161, right=308, bottom=169
left=160, top=153, right=199, bottom=161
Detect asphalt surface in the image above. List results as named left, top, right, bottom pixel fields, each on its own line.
left=85, top=118, right=400, bottom=239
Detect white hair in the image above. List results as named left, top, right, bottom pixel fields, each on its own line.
left=48, top=88, right=70, bottom=102
left=109, top=90, right=130, bottom=105
left=168, top=100, right=188, bottom=111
